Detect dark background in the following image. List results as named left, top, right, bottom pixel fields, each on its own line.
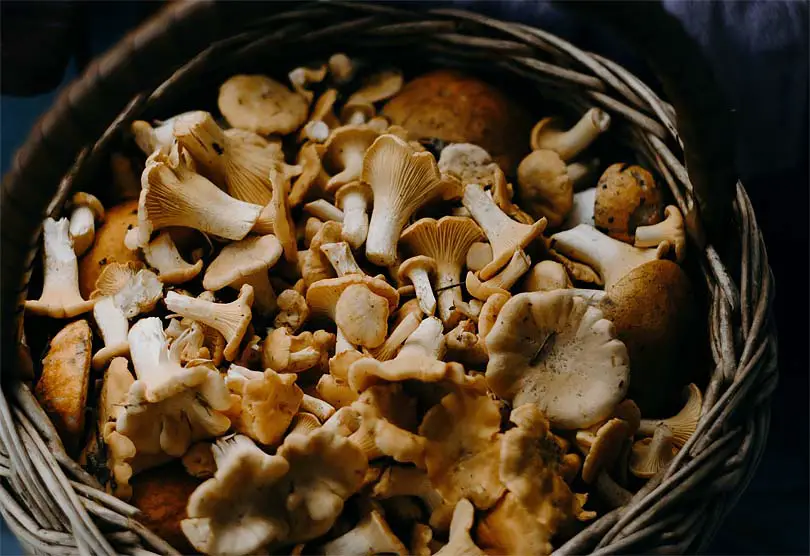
left=1, top=1, right=807, bottom=554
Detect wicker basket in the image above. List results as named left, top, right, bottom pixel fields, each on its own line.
left=0, top=2, right=777, bottom=554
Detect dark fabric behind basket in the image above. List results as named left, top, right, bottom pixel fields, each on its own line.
left=0, top=2, right=777, bottom=554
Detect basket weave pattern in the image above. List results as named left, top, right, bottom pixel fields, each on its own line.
left=0, top=3, right=776, bottom=554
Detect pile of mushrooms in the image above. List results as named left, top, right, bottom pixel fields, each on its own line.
left=25, top=53, right=705, bottom=556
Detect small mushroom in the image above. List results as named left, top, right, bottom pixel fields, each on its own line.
left=530, top=108, right=611, bottom=161
left=638, top=383, right=702, bottom=447
left=437, top=143, right=505, bottom=189
left=400, top=217, right=485, bottom=328
left=363, top=134, right=450, bottom=266
left=142, top=231, right=203, bottom=284
left=26, top=218, right=96, bottom=318
left=397, top=256, right=438, bottom=316
left=322, top=125, right=381, bottom=191
left=315, top=374, right=359, bottom=409
left=320, top=241, right=364, bottom=276
left=91, top=297, right=131, bottom=371
left=465, top=242, right=493, bottom=273
left=443, top=319, right=488, bottom=369
left=300, top=221, right=343, bottom=288
left=298, top=88, right=340, bottom=143
left=368, top=310, right=423, bottom=362
left=289, top=142, right=328, bottom=207
left=66, top=192, right=105, bottom=256
left=516, top=149, right=575, bottom=228
left=343, top=69, right=404, bottom=122
left=522, top=260, right=572, bottom=292
left=303, top=199, right=344, bottom=223
left=262, top=328, right=334, bottom=374
left=465, top=249, right=531, bottom=301
left=270, top=164, right=299, bottom=265
left=182, top=442, right=217, bottom=480
left=434, top=499, right=487, bottom=556
left=318, top=509, right=407, bottom=556
left=274, top=288, right=310, bottom=332
left=485, top=290, right=629, bottom=429
left=550, top=224, right=670, bottom=289
left=630, top=424, right=678, bottom=478
left=575, top=418, right=631, bottom=484
left=634, top=205, right=687, bottom=263
left=288, top=63, right=327, bottom=103
left=34, top=320, right=92, bottom=452
left=462, top=183, right=546, bottom=280
left=335, top=181, right=373, bottom=249
left=203, top=235, right=283, bottom=316
left=594, top=163, right=664, bottom=243
left=218, top=74, right=309, bottom=135
left=225, top=365, right=303, bottom=446
left=328, top=53, right=355, bottom=84
left=165, top=284, right=254, bottom=361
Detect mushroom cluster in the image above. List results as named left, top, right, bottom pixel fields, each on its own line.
left=26, top=54, right=703, bottom=555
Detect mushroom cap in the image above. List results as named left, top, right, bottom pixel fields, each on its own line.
left=522, top=260, right=572, bottom=292
left=323, top=125, right=381, bottom=180
left=79, top=200, right=142, bottom=298
left=594, top=163, right=664, bottom=243
left=435, top=499, right=487, bottom=556
left=486, top=290, right=629, bottom=429
left=306, top=274, right=399, bottom=318
left=629, top=424, right=678, bottom=478
left=334, top=180, right=373, bottom=209
left=599, top=259, right=697, bottom=416
left=516, top=149, right=573, bottom=227
left=437, top=142, right=505, bottom=189
left=397, top=255, right=437, bottom=282
left=347, top=69, right=404, bottom=105
left=336, top=284, right=392, bottom=349
left=203, top=235, right=283, bottom=291
left=91, top=261, right=144, bottom=298
left=400, top=216, right=485, bottom=269
left=218, top=74, right=308, bottom=135
left=289, top=141, right=327, bottom=207
left=639, top=383, right=702, bottom=446
left=68, top=192, right=105, bottom=221
left=382, top=69, right=531, bottom=172
left=577, top=418, right=631, bottom=483
left=318, top=509, right=407, bottom=556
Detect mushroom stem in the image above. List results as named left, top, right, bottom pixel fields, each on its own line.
left=320, top=242, right=364, bottom=276
left=486, top=250, right=531, bottom=290
left=371, top=312, right=422, bottom=362
left=68, top=205, right=97, bottom=257
left=436, top=264, right=465, bottom=328
left=532, top=108, right=611, bottom=161
left=91, top=297, right=130, bottom=371
left=303, top=199, right=344, bottom=223
left=339, top=189, right=370, bottom=249
left=594, top=471, right=632, bottom=509
left=142, top=231, right=203, bottom=285
left=567, top=158, right=601, bottom=192
left=366, top=210, right=408, bottom=268
left=234, top=271, right=276, bottom=317
left=408, top=267, right=437, bottom=316
left=301, top=394, right=336, bottom=422
left=327, top=150, right=365, bottom=189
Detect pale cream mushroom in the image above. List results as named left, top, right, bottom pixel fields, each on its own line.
left=26, top=218, right=96, bottom=318
left=634, top=205, right=687, bottom=263
left=563, top=187, right=597, bottom=229
left=320, top=241, right=364, bottom=276
left=397, top=256, right=438, bottom=316
left=437, top=142, right=505, bottom=190
left=466, top=242, right=493, bottom=273
left=91, top=296, right=131, bottom=371
left=165, top=284, right=254, bottom=361
left=300, top=394, right=337, bottom=422
left=465, top=249, right=531, bottom=301
left=317, top=510, right=407, bottom=555
left=322, top=125, right=381, bottom=191
left=368, top=310, right=423, bottom=362
left=117, top=317, right=232, bottom=457
left=262, top=327, right=334, bottom=374
left=274, top=288, right=310, bottom=332
left=638, top=383, right=702, bottom=447
left=141, top=231, right=203, bottom=284
left=132, top=159, right=262, bottom=248
left=289, top=142, right=328, bottom=207
left=66, top=192, right=105, bottom=256
left=303, top=199, right=344, bottom=223
left=335, top=181, right=373, bottom=249
left=218, top=74, right=309, bottom=135
left=522, top=260, right=572, bottom=292
left=363, top=134, right=450, bottom=266
left=435, top=499, right=487, bottom=556
left=203, top=235, right=283, bottom=317
left=630, top=424, right=678, bottom=479
left=270, top=164, right=299, bottom=264
left=530, top=108, right=611, bottom=161
left=341, top=69, right=404, bottom=125
left=550, top=224, right=670, bottom=289
left=461, top=183, right=547, bottom=280
left=297, top=88, right=340, bottom=143
left=400, top=217, right=485, bottom=328
left=288, top=64, right=327, bottom=103
left=575, top=418, right=631, bottom=484
left=372, top=465, right=454, bottom=531
left=131, top=111, right=197, bottom=155
left=486, top=290, right=629, bottom=429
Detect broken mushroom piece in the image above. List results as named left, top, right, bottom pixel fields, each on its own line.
left=322, top=125, right=381, bottom=191
left=576, top=418, right=631, bottom=484
left=320, top=241, right=364, bottom=277
left=466, top=242, right=493, bottom=273
left=444, top=320, right=488, bottom=369
left=594, top=163, right=664, bottom=243
left=530, top=108, right=611, bottom=162
left=550, top=224, right=670, bottom=289
left=142, top=231, right=203, bottom=285
left=225, top=365, right=303, bottom=446
left=165, top=284, right=254, bottom=361
left=400, top=217, right=485, bottom=328
left=66, top=192, right=105, bottom=257
left=630, top=424, right=678, bottom=479
left=397, top=256, right=438, bottom=316
left=522, top=260, right=572, bottom=292
left=26, top=218, right=96, bottom=318
left=638, top=383, right=702, bottom=447
left=203, top=235, right=283, bottom=317
left=465, top=249, right=531, bottom=301
left=274, top=288, right=310, bottom=333
left=303, top=199, right=344, bottom=223
left=262, top=328, right=334, bottom=374
left=462, top=183, right=546, bottom=280
left=335, top=181, right=373, bottom=249
left=317, top=510, right=407, bottom=556
left=634, top=205, right=687, bottom=263
left=434, top=499, right=487, bottom=556
left=486, top=290, right=629, bottom=429
left=218, top=74, right=308, bottom=136
left=288, top=63, right=327, bottom=103
left=363, top=134, right=450, bottom=266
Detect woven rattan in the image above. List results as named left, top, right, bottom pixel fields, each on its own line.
left=0, top=2, right=777, bottom=554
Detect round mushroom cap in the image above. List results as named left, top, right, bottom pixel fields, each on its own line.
left=218, top=75, right=308, bottom=135
left=79, top=200, right=142, bottom=298
left=599, top=259, right=698, bottom=416
left=203, top=235, right=283, bottom=291
left=594, top=163, right=664, bottom=243
left=307, top=274, right=400, bottom=317
left=382, top=70, right=531, bottom=172
left=69, top=192, right=105, bottom=221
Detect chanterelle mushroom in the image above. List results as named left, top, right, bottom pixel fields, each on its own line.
left=262, top=327, right=334, bottom=374
left=594, top=163, right=663, bottom=243
left=434, top=499, right=487, bottom=556
left=274, top=288, right=309, bottom=332
left=400, top=217, right=485, bottom=328
left=634, top=205, right=687, bottom=263
left=575, top=418, right=631, bottom=484
left=522, top=260, right=572, bottom=292
left=486, top=290, right=629, bottom=429
left=26, top=218, right=96, bottom=318
left=516, top=149, right=575, bottom=228
left=335, top=181, right=373, bottom=249
left=318, top=508, right=407, bottom=556
left=419, top=389, right=505, bottom=510
left=116, top=318, right=231, bottom=457
left=142, top=231, right=203, bottom=285
left=638, top=383, right=702, bottom=447
left=165, top=284, right=254, bottom=362
left=630, top=424, right=678, bottom=479
left=397, top=255, right=438, bottom=316
left=437, top=142, right=505, bottom=189
left=218, top=74, right=309, bottom=135
left=322, top=125, right=381, bottom=191
left=372, top=465, right=454, bottom=531
left=66, top=192, right=105, bottom=256
left=362, top=134, right=449, bottom=266
left=465, top=249, right=531, bottom=301
left=462, top=183, right=546, bottom=280
left=530, top=108, right=611, bottom=161
left=203, top=235, right=283, bottom=317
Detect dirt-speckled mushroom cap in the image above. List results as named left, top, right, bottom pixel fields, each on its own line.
left=382, top=70, right=531, bottom=172
left=218, top=74, right=309, bottom=136
left=594, top=163, right=664, bottom=243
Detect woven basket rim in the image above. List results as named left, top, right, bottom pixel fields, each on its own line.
left=0, top=3, right=777, bottom=555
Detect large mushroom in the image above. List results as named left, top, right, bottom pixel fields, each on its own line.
left=218, top=74, right=308, bottom=136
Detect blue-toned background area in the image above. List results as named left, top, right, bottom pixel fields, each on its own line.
left=1, top=2, right=807, bottom=554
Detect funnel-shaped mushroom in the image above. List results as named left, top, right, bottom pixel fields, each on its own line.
left=550, top=224, right=670, bottom=289
left=335, top=181, right=373, bottom=249
left=437, top=143, right=505, bottom=189
left=575, top=418, right=631, bottom=484
left=134, top=160, right=262, bottom=247
left=397, top=256, right=438, bottom=316
left=465, top=249, right=531, bottom=301
left=318, top=510, right=407, bottom=556
left=203, top=235, right=283, bottom=316
left=270, top=164, right=298, bottom=264
left=320, top=241, right=364, bottom=277
left=530, top=108, right=611, bottom=161
left=630, top=424, right=678, bottom=478
left=435, top=499, right=487, bottom=556
left=486, top=290, right=629, bottom=429
left=142, top=231, right=203, bottom=284
left=165, top=284, right=254, bottom=361
left=638, top=383, right=702, bottom=447
left=462, top=183, right=547, bottom=280
left=26, top=218, right=96, bottom=318
left=400, top=217, right=485, bottom=328
left=323, top=125, right=381, bottom=191
left=363, top=134, right=449, bottom=266
left=635, top=205, right=687, bottom=263
left=218, top=74, right=308, bottom=135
